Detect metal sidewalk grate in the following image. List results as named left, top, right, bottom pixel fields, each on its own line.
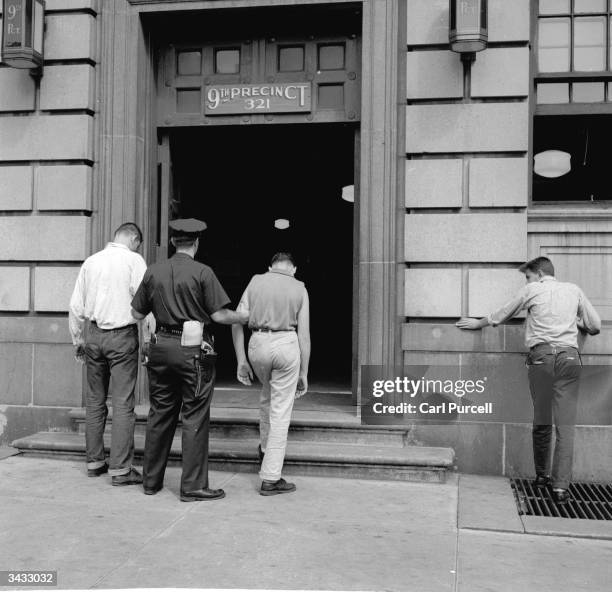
left=511, top=478, right=612, bottom=520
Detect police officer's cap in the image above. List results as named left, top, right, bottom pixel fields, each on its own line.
left=169, top=218, right=207, bottom=239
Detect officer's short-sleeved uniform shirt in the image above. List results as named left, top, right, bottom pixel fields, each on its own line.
left=131, top=253, right=230, bottom=326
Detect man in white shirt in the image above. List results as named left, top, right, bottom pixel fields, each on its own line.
left=69, top=223, right=147, bottom=485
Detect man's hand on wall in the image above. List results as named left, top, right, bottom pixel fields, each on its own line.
left=456, top=317, right=485, bottom=331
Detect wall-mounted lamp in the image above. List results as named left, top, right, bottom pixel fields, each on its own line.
left=1, top=0, right=45, bottom=72
left=449, top=0, right=488, bottom=62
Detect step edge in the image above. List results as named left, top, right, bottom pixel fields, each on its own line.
left=68, top=410, right=411, bottom=432
left=11, top=432, right=455, bottom=467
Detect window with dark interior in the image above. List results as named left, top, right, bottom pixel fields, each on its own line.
left=533, top=0, right=612, bottom=202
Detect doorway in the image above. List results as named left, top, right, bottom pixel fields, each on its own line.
left=165, top=123, right=356, bottom=389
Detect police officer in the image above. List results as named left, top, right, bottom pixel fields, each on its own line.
left=131, top=219, right=247, bottom=501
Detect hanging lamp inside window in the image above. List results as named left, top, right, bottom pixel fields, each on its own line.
left=534, top=150, right=571, bottom=178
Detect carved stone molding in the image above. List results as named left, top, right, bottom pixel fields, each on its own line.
left=95, top=0, right=147, bottom=248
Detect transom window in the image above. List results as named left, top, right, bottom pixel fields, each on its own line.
left=533, top=0, right=612, bottom=202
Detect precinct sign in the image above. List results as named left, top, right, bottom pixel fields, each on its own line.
left=205, top=82, right=312, bottom=115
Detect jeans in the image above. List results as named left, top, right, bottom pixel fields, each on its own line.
left=85, top=323, right=139, bottom=476
left=248, top=331, right=301, bottom=482
left=144, top=333, right=217, bottom=493
left=527, top=345, right=582, bottom=490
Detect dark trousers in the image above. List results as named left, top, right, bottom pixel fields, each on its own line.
left=85, top=323, right=139, bottom=476
left=143, top=334, right=217, bottom=493
left=527, top=344, right=581, bottom=490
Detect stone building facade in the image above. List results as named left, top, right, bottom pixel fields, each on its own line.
left=0, top=0, right=610, bottom=480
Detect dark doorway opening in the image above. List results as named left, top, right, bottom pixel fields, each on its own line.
left=168, top=123, right=356, bottom=389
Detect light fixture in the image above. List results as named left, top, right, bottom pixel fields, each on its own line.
left=449, top=0, right=488, bottom=60
left=534, top=150, right=571, bottom=178
left=274, top=218, right=290, bottom=230
left=1, top=0, right=45, bottom=71
left=341, top=185, right=354, bottom=203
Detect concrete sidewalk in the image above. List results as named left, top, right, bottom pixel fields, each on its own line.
left=0, top=455, right=611, bottom=591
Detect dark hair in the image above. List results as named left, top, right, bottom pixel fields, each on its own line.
left=519, top=256, right=555, bottom=277
left=171, top=236, right=198, bottom=249
left=270, top=252, right=295, bottom=267
left=114, top=222, right=143, bottom=243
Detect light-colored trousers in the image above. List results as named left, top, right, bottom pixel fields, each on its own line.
left=248, top=331, right=300, bottom=481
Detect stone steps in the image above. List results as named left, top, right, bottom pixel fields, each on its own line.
left=11, top=431, right=454, bottom=482
left=68, top=406, right=409, bottom=446
left=11, top=389, right=455, bottom=483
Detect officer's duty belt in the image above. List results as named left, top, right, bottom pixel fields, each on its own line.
left=157, top=325, right=212, bottom=342
left=157, top=325, right=183, bottom=336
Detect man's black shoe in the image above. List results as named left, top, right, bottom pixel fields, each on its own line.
left=111, top=468, right=143, bottom=486
left=258, top=445, right=264, bottom=462
left=180, top=488, right=225, bottom=502
left=260, top=478, right=296, bottom=496
left=87, top=463, right=108, bottom=477
left=143, top=486, right=162, bottom=496
left=553, top=489, right=571, bottom=504
left=534, top=475, right=551, bottom=488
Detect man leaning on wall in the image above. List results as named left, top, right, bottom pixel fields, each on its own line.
left=69, top=223, right=147, bottom=486
left=456, top=256, right=601, bottom=504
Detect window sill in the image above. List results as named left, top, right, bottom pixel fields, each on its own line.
left=528, top=206, right=612, bottom=232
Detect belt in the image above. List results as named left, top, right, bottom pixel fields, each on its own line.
left=251, top=327, right=295, bottom=333
left=90, top=321, right=135, bottom=332
left=530, top=343, right=578, bottom=354
left=157, top=324, right=212, bottom=341
left=157, top=325, right=183, bottom=336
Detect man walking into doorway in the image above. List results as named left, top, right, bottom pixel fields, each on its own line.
left=69, top=223, right=147, bottom=485
left=456, top=256, right=600, bottom=503
left=232, top=252, right=310, bottom=496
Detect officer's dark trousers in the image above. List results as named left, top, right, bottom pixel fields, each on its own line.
left=527, top=344, right=581, bottom=490
left=144, top=334, right=216, bottom=493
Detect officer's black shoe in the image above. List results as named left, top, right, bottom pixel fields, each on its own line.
left=112, top=468, right=143, bottom=486
left=143, top=486, right=162, bottom=496
left=260, top=478, right=296, bottom=496
left=87, top=463, right=108, bottom=477
left=257, top=445, right=264, bottom=463
left=534, top=475, right=551, bottom=488
left=553, top=489, right=571, bottom=504
left=180, top=488, right=226, bottom=502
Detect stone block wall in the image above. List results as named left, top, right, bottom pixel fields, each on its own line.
left=0, top=1, right=98, bottom=444
left=402, top=0, right=612, bottom=481
left=404, top=0, right=530, bottom=326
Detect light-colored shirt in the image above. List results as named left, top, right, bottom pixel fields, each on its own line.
left=487, top=276, right=601, bottom=349
left=69, top=243, right=147, bottom=345
left=238, top=269, right=307, bottom=331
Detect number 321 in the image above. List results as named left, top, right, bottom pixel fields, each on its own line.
left=245, top=98, right=270, bottom=110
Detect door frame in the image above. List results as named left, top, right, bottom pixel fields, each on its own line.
left=96, top=0, right=405, bottom=405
